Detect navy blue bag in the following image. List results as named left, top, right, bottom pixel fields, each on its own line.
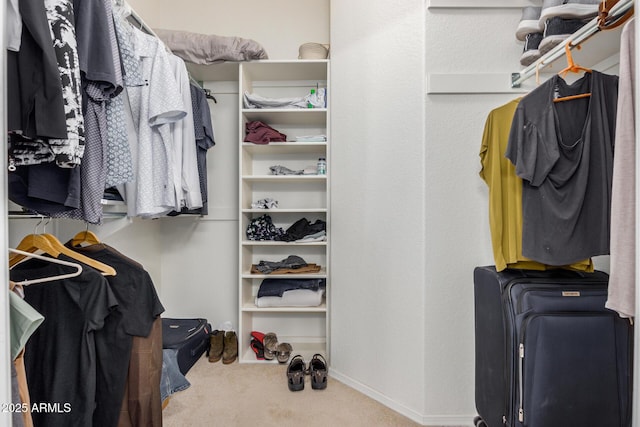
left=473, top=266, right=632, bottom=427
left=162, top=318, right=211, bottom=375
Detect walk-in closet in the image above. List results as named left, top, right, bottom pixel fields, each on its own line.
left=1, top=0, right=639, bottom=426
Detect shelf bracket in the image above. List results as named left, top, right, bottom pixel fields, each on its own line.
left=511, top=72, right=523, bottom=88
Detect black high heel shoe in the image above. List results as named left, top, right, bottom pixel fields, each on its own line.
left=287, top=355, right=306, bottom=391
left=308, top=354, right=328, bottom=390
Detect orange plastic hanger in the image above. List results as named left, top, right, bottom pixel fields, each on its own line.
left=554, top=43, right=592, bottom=103
left=598, top=0, right=634, bottom=31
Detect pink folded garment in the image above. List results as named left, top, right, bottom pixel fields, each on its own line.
left=244, top=121, right=287, bottom=144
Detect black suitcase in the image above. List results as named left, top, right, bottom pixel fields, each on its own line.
left=162, top=318, right=212, bottom=375
left=473, top=266, right=632, bottom=427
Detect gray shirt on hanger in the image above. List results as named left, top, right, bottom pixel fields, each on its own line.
left=506, top=70, right=619, bottom=266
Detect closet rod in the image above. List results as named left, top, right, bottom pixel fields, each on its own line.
left=7, top=212, right=127, bottom=220
left=125, top=3, right=204, bottom=88
left=511, top=0, right=634, bottom=88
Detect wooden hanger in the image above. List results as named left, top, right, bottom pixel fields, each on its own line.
left=554, top=43, right=592, bottom=103
left=69, top=225, right=102, bottom=247
left=9, top=234, right=61, bottom=265
left=9, top=218, right=116, bottom=276
left=9, top=248, right=83, bottom=285
left=9, top=218, right=61, bottom=266
left=40, top=218, right=115, bottom=276
left=40, top=233, right=116, bottom=276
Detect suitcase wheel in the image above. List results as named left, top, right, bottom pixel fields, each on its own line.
left=473, top=416, right=488, bottom=427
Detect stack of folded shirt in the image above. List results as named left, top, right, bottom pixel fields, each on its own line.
left=255, top=278, right=326, bottom=308
left=279, top=218, right=326, bottom=242
left=251, top=255, right=321, bottom=275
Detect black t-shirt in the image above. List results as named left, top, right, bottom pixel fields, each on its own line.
left=10, top=254, right=117, bottom=427
left=68, top=243, right=165, bottom=336
left=66, top=243, right=164, bottom=427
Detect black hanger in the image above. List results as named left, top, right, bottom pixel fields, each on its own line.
left=203, top=88, right=217, bottom=103
left=189, top=79, right=217, bottom=103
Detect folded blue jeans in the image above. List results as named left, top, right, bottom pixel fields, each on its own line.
left=161, top=349, right=190, bottom=402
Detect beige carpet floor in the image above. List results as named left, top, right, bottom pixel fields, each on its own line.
left=162, top=355, right=423, bottom=427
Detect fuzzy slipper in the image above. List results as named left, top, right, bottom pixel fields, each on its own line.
left=263, top=332, right=278, bottom=360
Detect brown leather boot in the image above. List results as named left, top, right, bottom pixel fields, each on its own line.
left=208, top=330, right=224, bottom=363
left=222, top=331, right=238, bottom=364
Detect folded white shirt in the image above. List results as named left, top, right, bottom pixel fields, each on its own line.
left=255, top=289, right=325, bottom=308
left=295, top=135, right=327, bottom=142
left=243, top=91, right=308, bottom=109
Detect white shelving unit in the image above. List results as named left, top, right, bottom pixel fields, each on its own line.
left=238, top=60, right=330, bottom=363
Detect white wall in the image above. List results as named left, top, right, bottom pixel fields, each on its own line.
left=424, top=8, right=524, bottom=423
left=329, top=0, right=428, bottom=423
left=127, top=0, right=330, bottom=60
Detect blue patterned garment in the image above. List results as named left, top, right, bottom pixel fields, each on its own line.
left=104, top=1, right=133, bottom=188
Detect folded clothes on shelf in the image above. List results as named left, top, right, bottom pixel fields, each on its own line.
left=246, top=214, right=285, bottom=241
left=295, top=135, right=327, bottom=142
left=246, top=216, right=326, bottom=242
left=243, top=91, right=309, bottom=109
left=257, top=278, right=326, bottom=298
left=255, top=288, right=325, bottom=308
left=295, top=231, right=326, bottom=243
left=270, top=165, right=304, bottom=175
left=279, top=218, right=326, bottom=242
left=251, top=198, right=279, bottom=209
left=251, top=263, right=321, bottom=275
left=244, top=121, right=287, bottom=145
left=251, top=255, right=321, bottom=275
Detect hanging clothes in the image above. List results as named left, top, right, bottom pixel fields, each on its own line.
left=8, top=0, right=217, bottom=222
left=122, top=27, right=187, bottom=218
left=10, top=255, right=118, bottom=427
left=102, top=0, right=132, bottom=189
left=168, top=83, right=217, bottom=217
left=9, top=282, right=43, bottom=427
left=607, top=18, right=636, bottom=319
left=6, top=0, right=21, bottom=51
left=7, top=0, right=67, bottom=143
left=107, top=7, right=145, bottom=189
left=54, top=0, right=124, bottom=224
left=65, top=242, right=165, bottom=427
left=190, top=83, right=216, bottom=215
left=43, top=0, right=86, bottom=168
left=479, top=98, right=593, bottom=272
left=167, top=54, right=203, bottom=211
left=117, top=317, right=163, bottom=427
left=506, top=70, right=618, bottom=266
left=9, top=239, right=165, bottom=427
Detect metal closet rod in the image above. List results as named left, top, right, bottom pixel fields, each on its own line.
left=511, top=0, right=634, bottom=88
left=8, top=212, right=127, bottom=219
left=125, top=4, right=204, bottom=89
